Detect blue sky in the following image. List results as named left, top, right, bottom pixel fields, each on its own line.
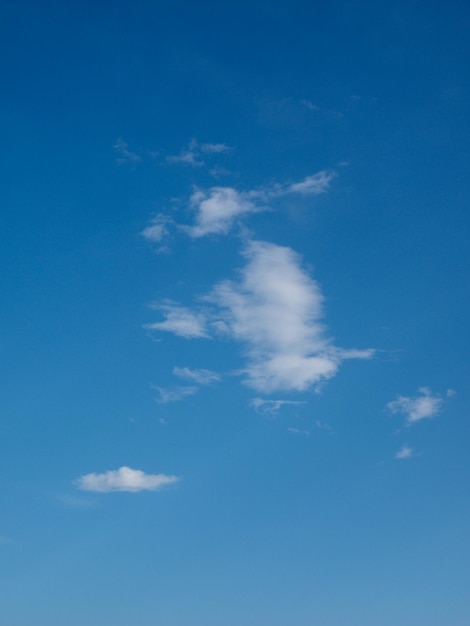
left=1, top=1, right=470, bottom=624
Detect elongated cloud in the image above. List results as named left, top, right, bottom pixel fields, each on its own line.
left=148, top=240, right=373, bottom=393
left=387, top=387, right=444, bottom=424
left=251, top=398, right=306, bottom=415
left=209, top=240, right=372, bottom=392
left=143, top=170, right=335, bottom=242
left=75, top=466, right=180, bottom=493
left=173, top=366, right=221, bottom=385
left=153, top=385, right=198, bottom=403
left=145, top=303, right=209, bottom=338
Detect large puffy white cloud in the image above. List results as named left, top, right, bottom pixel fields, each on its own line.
left=148, top=240, right=373, bottom=393
left=208, top=240, right=372, bottom=392
left=75, top=466, right=180, bottom=493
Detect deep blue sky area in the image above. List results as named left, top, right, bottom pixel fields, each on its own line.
left=1, top=1, right=469, bottom=625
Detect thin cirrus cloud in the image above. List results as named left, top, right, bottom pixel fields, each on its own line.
left=166, top=138, right=232, bottom=166
left=173, top=366, right=221, bottom=385
left=75, top=466, right=180, bottom=493
left=113, top=138, right=141, bottom=164
left=387, top=387, right=446, bottom=424
left=251, top=398, right=306, bottom=415
left=144, top=302, right=209, bottom=339
left=148, top=239, right=374, bottom=393
left=153, top=385, right=198, bottom=403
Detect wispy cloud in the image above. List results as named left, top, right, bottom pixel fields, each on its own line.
left=271, top=170, right=335, bottom=197
left=251, top=398, right=306, bottom=415
left=141, top=213, right=172, bottom=244
left=387, top=387, right=445, bottom=425
left=59, top=494, right=95, bottom=509
left=167, top=138, right=232, bottom=167
left=145, top=302, right=209, bottom=339
left=315, top=420, right=334, bottom=432
left=113, top=138, right=141, bottom=164
left=75, top=466, right=180, bottom=493
left=300, top=99, right=320, bottom=111
left=395, top=445, right=414, bottom=459
left=173, top=366, right=221, bottom=385
left=142, top=170, right=335, bottom=242
left=200, top=142, right=231, bottom=154
left=288, top=427, right=310, bottom=436
left=148, top=240, right=373, bottom=393
left=153, top=385, right=198, bottom=403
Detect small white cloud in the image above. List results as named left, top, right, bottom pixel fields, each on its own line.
left=75, top=466, right=180, bottom=493
left=167, top=138, right=203, bottom=166
left=287, top=427, right=310, bottom=436
left=114, top=138, right=141, bottom=164
left=166, top=139, right=231, bottom=166
left=251, top=398, right=306, bottom=415
left=141, top=213, right=172, bottom=243
left=173, top=366, right=221, bottom=385
left=446, top=389, right=456, bottom=397
left=395, top=445, right=413, bottom=460
left=387, top=387, right=444, bottom=424
left=153, top=385, right=198, bottom=403
left=183, top=187, right=260, bottom=238
left=145, top=303, right=209, bottom=339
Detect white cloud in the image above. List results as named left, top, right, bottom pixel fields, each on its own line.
left=141, top=170, right=335, bottom=241
left=395, top=445, right=413, bottom=459
left=183, top=187, right=260, bottom=238
left=146, top=240, right=373, bottom=393
left=251, top=398, right=306, bottom=415
left=141, top=213, right=172, bottom=243
left=173, top=366, right=221, bottom=385
left=145, top=303, right=209, bottom=339
left=209, top=240, right=373, bottom=392
left=167, top=138, right=231, bottom=166
left=75, top=466, right=180, bottom=493
left=387, top=387, right=444, bottom=424
left=282, top=170, right=335, bottom=196
left=167, top=138, right=204, bottom=166
left=114, top=138, right=141, bottom=164
left=153, top=385, right=198, bottom=403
